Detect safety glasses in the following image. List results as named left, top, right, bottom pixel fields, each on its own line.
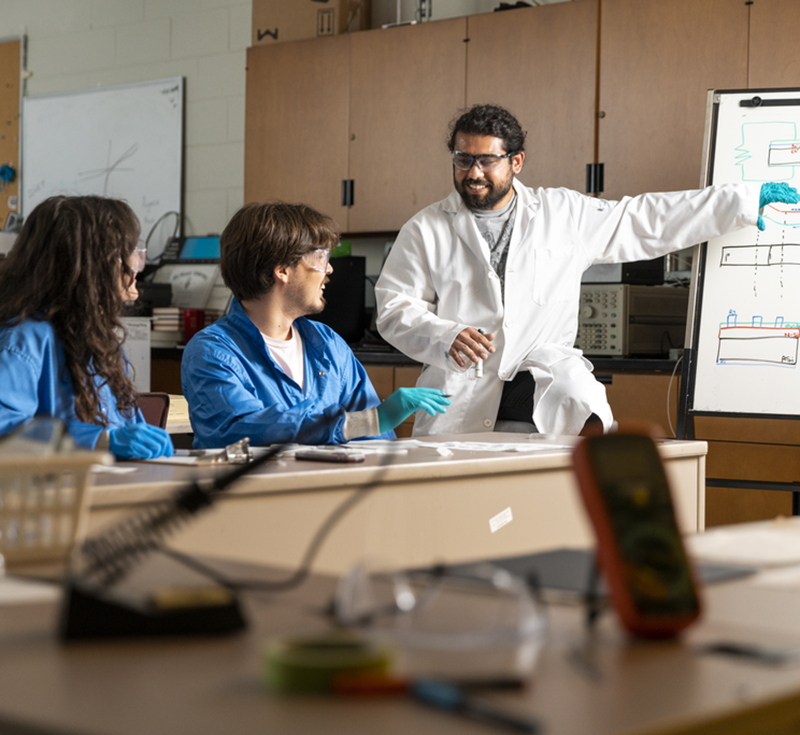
left=452, top=151, right=514, bottom=172
left=129, top=240, right=147, bottom=273
left=301, top=248, right=331, bottom=273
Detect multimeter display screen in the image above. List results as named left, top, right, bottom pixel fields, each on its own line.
left=587, top=434, right=699, bottom=616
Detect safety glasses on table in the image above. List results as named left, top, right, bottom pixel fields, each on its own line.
left=301, top=248, right=331, bottom=273
left=452, top=151, right=514, bottom=172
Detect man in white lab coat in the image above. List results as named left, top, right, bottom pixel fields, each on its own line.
left=375, top=104, right=796, bottom=437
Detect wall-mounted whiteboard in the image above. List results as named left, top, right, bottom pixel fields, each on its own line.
left=689, top=88, right=800, bottom=417
left=22, top=77, right=183, bottom=256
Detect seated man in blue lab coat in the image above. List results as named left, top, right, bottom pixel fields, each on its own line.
left=182, top=201, right=449, bottom=449
left=375, top=103, right=799, bottom=438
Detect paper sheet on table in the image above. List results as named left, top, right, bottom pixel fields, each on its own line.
left=687, top=520, right=800, bottom=567
left=752, top=565, right=800, bottom=589
left=349, top=439, right=575, bottom=453
left=91, top=464, right=139, bottom=473
left=0, top=576, right=60, bottom=605
left=140, top=439, right=573, bottom=465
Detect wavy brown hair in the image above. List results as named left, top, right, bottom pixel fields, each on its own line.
left=0, top=195, right=140, bottom=426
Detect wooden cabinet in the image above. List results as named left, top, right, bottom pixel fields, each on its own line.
left=364, top=364, right=394, bottom=402
left=466, top=1, right=597, bottom=193
left=151, top=354, right=183, bottom=395
left=245, top=20, right=465, bottom=234
left=368, top=363, right=681, bottom=440
left=348, top=19, right=466, bottom=232
left=597, top=0, right=749, bottom=199
left=364, top=363, right=422, bottom=437
left=245, top=0, right=800, bottom=223
left=245, top=36, right=351, bottom=227
left=601, top=371, right=680, bottom=438
left=245, top=2, right=598, bottom=232
left=693, top=416, right=799, bottom=527
left=749, top=0, right=800, bottom=87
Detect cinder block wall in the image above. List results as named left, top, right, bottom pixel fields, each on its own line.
left=0, top=0, right=251, bottom=237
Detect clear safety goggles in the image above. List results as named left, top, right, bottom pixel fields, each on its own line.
left=129, top=240, right=147, bottom=273
left=452, top=151, right=514, bottom=172
left=301, top=247, right=331, bottom=273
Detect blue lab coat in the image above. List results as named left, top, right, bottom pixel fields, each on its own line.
left=0, top=318, right=144, bottom=448
left=182, top=299, right=393, bottom=448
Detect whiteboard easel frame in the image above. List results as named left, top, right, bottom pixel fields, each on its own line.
left=678, top=86, right=800, bottom=440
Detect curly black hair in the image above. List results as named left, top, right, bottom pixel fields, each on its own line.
left=447, top=104, right=527, bottom=155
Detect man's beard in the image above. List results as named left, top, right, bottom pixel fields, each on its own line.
left=286, top=278, right=328, bottom=318
left=455, top=175, right=513, bottom=211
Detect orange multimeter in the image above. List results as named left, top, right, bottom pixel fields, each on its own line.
left=572, top=425, right=701, bottom=638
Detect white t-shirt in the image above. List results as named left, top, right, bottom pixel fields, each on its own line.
left=262, top=324, right=305, bottom=389
left=261, top=322, right=381, bottom=440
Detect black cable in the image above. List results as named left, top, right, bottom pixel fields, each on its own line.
left=157, top=482, right=378, bottom=593
left=101, top=445, right=400, bottom=593
left=144, top=210, right=181, bottom=264
left=78, top=444, right=289, bottom=587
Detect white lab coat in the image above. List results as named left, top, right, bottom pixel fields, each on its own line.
left=375, top=180, right=759, bottom=436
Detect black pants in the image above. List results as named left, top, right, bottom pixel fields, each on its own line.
left=497, top=372, right=535, bottom=423
left=497, top=371, right=602, bottom=431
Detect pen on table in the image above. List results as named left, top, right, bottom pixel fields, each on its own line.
left=332, top=673, right=527, bottom=696
left=411, top=678, right=540, bottom=733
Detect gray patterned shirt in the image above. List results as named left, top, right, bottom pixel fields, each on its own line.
left=471, top=192, right=517, bottom=301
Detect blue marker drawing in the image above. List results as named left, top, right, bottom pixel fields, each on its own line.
left=716, top=314, right=800, bottom=367
left=735, top=121, right=796, bottom=182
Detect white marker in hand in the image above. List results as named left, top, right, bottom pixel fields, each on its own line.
left=475, top=328, right=485, bottom=379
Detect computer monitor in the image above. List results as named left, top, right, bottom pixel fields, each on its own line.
left=178, top=236, right=220, bottom=260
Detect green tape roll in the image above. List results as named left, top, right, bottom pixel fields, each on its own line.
left=265, top=633, right=392, bottom=693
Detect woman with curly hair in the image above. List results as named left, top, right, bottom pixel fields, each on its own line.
left=0, top=195, right=173, bottom=459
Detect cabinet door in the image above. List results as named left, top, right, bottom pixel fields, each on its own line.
left=245, top=37, right=351, bottom=230
left=602, top=372, right=678, bottom=438
left=598, top=0, right=748, bottom=200
left=348, top=19, right=467, bottom=233
left=466, top=1, right=597, bottom=194
left=364, top=364, right=394, bottom=401
left=749, top=0, right=800, bottom=88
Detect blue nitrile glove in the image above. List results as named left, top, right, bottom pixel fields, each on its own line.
left=109, top=424, right=175, bottom=460
left=376, top=388, right=451, bottom=434
left=758, top=182, right=800, bottom=230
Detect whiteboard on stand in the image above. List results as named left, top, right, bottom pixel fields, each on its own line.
left=21, top=77, right=183, bottom=259
left=688, top=88, right=800, bottom=418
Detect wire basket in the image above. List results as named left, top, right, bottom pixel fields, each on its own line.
left=0, top=451, right=112, bottom=567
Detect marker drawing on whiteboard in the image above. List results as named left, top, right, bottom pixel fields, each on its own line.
left=78, top=140, right=138, bottom=195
